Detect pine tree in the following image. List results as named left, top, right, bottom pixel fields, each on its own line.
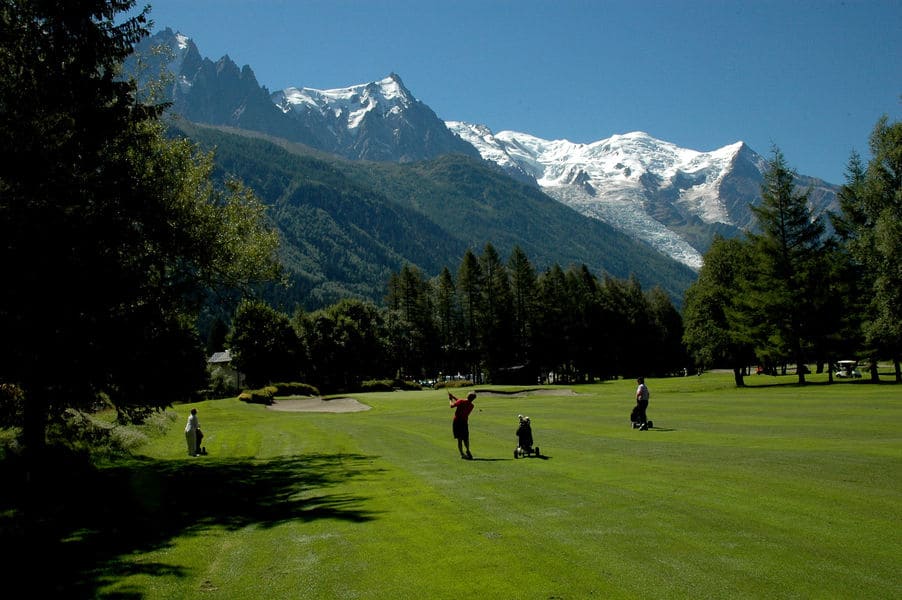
left=478, top=243, right=513, bottom=379
left=647, top=286, right=687, bottom=377
left=746, top=147, right=826, bottom=383
left=386, top=264, right=436, bottom=379
left=534, top=264, right=570, bottom=382
left=507, top=246, right=538, bottom=368
left=567, top=265, right=602, bottom=382
left=432, top=267, right=462, bottom=380
left=834, top=117, right=902, bottom=380
left=600, top=275, right=652, bottom=378
left=456, top=249, right=483, bottom=381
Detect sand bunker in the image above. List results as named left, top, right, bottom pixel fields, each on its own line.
left=266, top=388, right=576, bottom=412
left=266, top=396, right=371, bottom=413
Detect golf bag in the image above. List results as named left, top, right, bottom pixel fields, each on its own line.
left=631, top=405, right=652, bottom=430
left=514, top=415, right=540, bottom=458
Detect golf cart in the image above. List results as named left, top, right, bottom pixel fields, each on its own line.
left=835, top=360, right=862, bottom=379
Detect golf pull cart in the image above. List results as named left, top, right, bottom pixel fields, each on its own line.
left=514, top=415, right=540, bottom=458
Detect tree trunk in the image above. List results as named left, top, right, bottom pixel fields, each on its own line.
left=733, top=365, right=745, bottom=387
left=21, top=384, right=49, bottom=523
left=22, top=384, right=48, bottom=466
left=869, top=357, right=880, bottom=382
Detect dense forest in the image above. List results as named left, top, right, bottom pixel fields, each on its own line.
left=219, top=245, right=687, bottom=394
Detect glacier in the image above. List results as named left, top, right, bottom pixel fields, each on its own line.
left=447, top=123, right=762, bottom=269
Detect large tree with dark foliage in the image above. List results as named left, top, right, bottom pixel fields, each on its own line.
left=833, top=117, right=902, bottom=381
left=298, top=299, right=387, bottom=392
left=743, top=148, right=828, bottom=384
left=507, top=246, right=538, bottom=368
left=386, top=264, right=438, bottom=380
left=478, top=243, right=514, bottom=379
left=0, top=1, right=279, bottom=461
left=229, top=300, right=302, bottom=387
left=682, top=236, right=757, bottom=386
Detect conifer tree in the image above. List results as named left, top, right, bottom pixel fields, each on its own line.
left=456, top=249, right=483, bottom=381
left=386, top=264, right=436, bottom=379
left=507, top=246, right=538, bottom=369
left=478, top=243, right=513, bottom=378
left=745, top=147, right=826, bottom=383
left=567, top=265, right=603, bottom=382
left=534, top=264, right=570, bottom=381
left=647, top=286, right=687, bottom=377
left=834, top=117, right=902, bottom=380
left=432, top=267, right=462, bottom=379
left=600, top=275, right=653, bottom=378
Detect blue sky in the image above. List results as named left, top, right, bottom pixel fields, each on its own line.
left=141, top=0, right=900, bottom=184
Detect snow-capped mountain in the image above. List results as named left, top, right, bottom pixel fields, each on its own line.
left=447, top=123, right=838, bottom=269
left=271, top=73, right=479, bottom=162
left=131, top=28, right=838, bottom=271
left=131, top=30, right=476, bottom=162
left=274, top=75, right=411, bottom=131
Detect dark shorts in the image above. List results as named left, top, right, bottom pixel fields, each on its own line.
left=453, top=420, right=469, bottom=441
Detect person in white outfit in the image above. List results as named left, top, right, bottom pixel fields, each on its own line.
left=635, top=377, right=650, bottom=430
left=185, top=408, right=199, bottom=456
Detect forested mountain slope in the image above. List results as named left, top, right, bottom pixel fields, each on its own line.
left=172, top=121, right=698, bottom=310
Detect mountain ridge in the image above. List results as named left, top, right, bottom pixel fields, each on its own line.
left=131, top=28, right=837, bottom=287
left=174, top=120, right=697, bottom=310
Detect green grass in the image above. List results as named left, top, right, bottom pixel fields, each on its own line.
left=11, top=372, right=902, bottom=598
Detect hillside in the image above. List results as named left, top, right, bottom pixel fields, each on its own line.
left=172, top=121, right=698, bottom=310
left=134, top=29, right=838, bottom=277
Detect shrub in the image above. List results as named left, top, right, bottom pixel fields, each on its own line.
left=360, top=379, right=394, bottom=392
left=0, top=383, right=25, bottom=428
left=269, top=382, right=320, bottom=397
left=238, top=388, right=274, bottom=405
left=209, top=366, right=239, bottom=396
left=45, top=409, right=159, bottom=457
left=434, top=380, right=474, bottom=389
left=141, top=409, right=178, bottom=436
left=360, top=379, right=423, bottom=392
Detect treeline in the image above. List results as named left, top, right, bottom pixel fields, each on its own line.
left=226, top=116, right=902, bottom=392
left=683, top=117, right=902, bottom=386
left=222, top=244, right=687, bottom=393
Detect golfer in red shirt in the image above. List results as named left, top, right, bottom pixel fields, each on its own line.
left=449, top=391, right=476, bottom=459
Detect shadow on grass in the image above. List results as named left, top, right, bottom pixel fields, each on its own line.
left=0, top=451, right=383, bottom=598
left=743, top=378, right=898, bottom=389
